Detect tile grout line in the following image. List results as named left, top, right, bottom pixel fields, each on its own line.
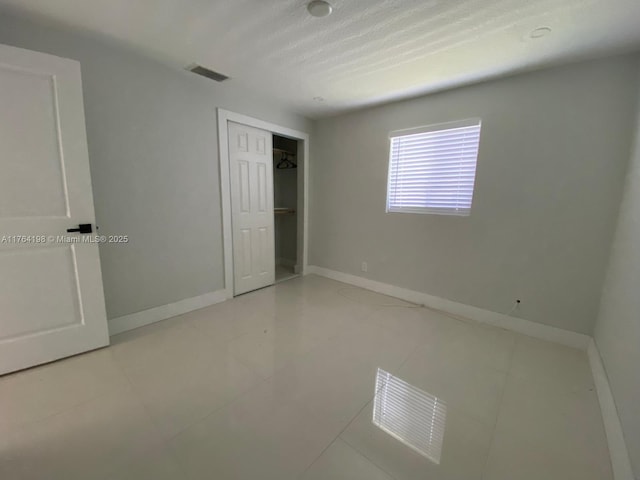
left=296, top=399, right=371, bottom=479
left=330, top=339, right=422, bottom=480
left=177, top=301, right=299, bottom=382
left=107, top=330, right=270, bottom=480
left=339, top=434, right=402, bottom=480
left=117, top=357, right=272, bottom=480
left=168, top=282, right=389, bottom=468
left=153, top=287, right=358, bottom=449
left=293, top=294, right=388, bottom=478
left=479, top=335, right=519, bottom=480
left=296, top=303, right=421, bottom=479
left=2, top=348, right=135, bottom=448
left=100, top=348, right=190, bottom=480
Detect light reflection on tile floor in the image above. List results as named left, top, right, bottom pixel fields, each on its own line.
left=372, top=368, right=447, bottom=464
left=0, top=275, right=612, bottom=479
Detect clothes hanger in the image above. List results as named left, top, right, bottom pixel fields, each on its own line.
left=276, top=152, right=297, bottom=169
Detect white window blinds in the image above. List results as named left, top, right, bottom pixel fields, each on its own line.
left=387, top=119, right=481, bottom=216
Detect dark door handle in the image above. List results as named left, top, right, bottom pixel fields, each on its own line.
left=67, top=224, right=92, bottom=234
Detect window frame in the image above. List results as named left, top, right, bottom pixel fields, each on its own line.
left=386, top=118, right=482, bottom=217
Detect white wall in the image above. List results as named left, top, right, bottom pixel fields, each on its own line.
left=594, top=82, right=640, bottom=477
left=0, top=12, right=312, bottom=320
left=310, top=55, right=639, bottom=334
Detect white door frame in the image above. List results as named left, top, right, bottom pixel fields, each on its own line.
left=217, top=108, right=309, bottom=299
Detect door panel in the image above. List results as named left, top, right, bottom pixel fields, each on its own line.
left=0, top=246, right=82, bottom=339
left=256, top=136, right=266, bottom=154
left=240, top=228, right=252, bottom=279
left=239, top=161, right=250, bottom=212
left=0, top=44, right=109, bottom=375
left=258, top=227, right=269, bottom=274
left=228, top=122, right=275, bottom=295
left=0, top=66, right=69, bottom=218
left=257, top=163, right=267, bottom=212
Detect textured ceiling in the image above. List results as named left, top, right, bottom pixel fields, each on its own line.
left=1, top=0, right=640, bottom=117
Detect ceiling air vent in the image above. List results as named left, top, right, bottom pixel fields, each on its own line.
left=187, top=64, right=229, bottom=82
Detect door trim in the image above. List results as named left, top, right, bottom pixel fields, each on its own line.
left=217, top=109, right=309, bottom=299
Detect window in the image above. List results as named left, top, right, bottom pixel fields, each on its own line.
left=386, top=119, right=481, bottom=216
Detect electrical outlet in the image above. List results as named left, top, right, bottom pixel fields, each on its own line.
left=361, top=261, right=368, bottom=273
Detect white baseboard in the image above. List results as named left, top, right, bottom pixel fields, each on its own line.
left=307, top=265, right=590, bottom=350
left=108, top=289, right=227, bottom=336
left=588, top=340, right=635, bottom=480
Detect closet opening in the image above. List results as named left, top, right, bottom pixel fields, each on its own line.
left=273, top=134, right=300, bottom=283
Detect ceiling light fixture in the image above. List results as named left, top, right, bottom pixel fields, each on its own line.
left=307, top=1, right=333, bottom=18
left=530, top=26, right=552, bottom=39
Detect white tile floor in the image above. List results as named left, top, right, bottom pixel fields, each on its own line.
left=0, top=275, right=612, bottom=480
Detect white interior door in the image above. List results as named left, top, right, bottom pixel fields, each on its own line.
left=0, top=44, right=109, bottom=375
left=228, top=121, right=275, bottom=295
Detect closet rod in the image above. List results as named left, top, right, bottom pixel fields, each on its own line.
left=273, top=147, right=297, bottom=156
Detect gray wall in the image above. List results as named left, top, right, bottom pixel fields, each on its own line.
left=594, top=87, right=640, bottom=477
left=310, top=55, right=639, bottom=334
left=0, top=12, right=312, bottom=319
